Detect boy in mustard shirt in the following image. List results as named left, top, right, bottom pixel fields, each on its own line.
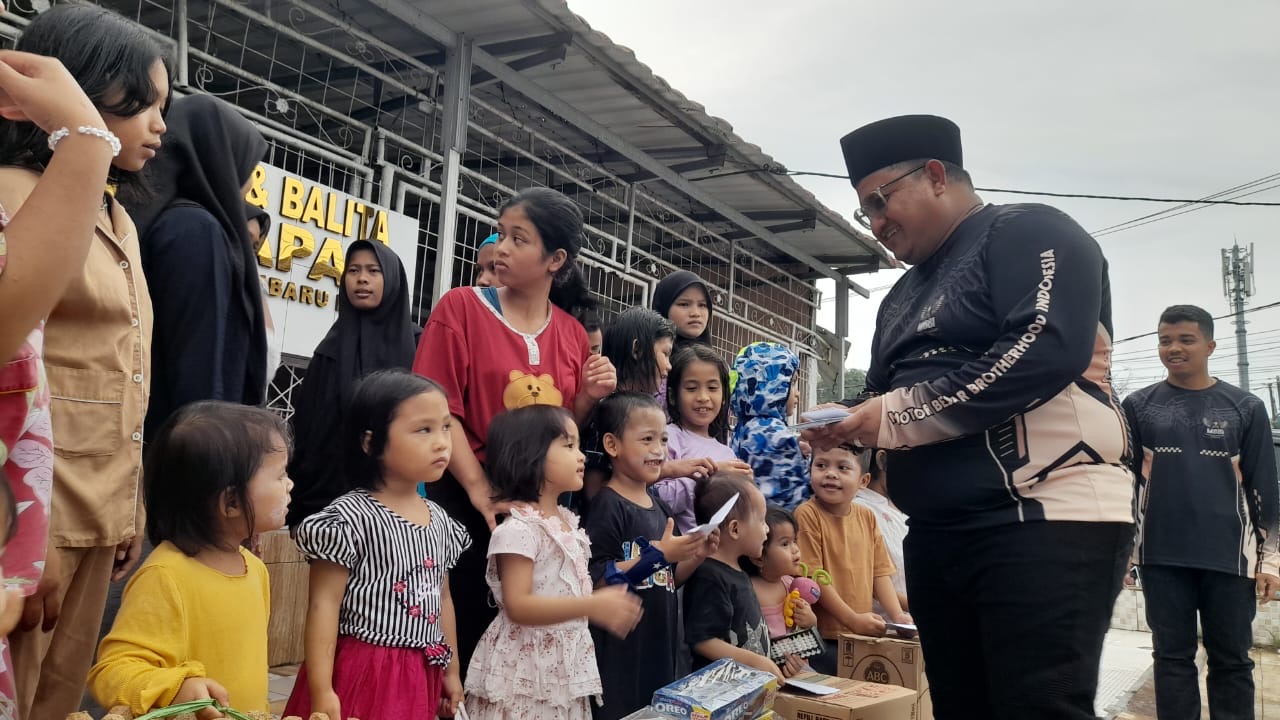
left=795, top=445, right=913, bottom=674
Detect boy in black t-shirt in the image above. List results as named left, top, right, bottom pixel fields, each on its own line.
left=683, top=472, right=801, bottom=681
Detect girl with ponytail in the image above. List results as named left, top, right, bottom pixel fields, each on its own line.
left=412, top=186, right=616, bottom=677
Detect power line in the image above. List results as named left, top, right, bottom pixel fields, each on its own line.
left=1112, top=300, right=1280, bottom=345
left=710, top=166, right=1280, bottom=206
left=1093, top=180, right=1280, bottom=238
left=1090, top=173, right=1280, bottom=236
left=1111, top=332, right=1280, bottom=360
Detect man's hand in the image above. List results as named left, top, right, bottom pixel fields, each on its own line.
left=1257, top=572, right=1280, bottom=604
left=111, top=533, right=145, bottom=582
left=466, top=481, right=509, bottom=532
left=20, top=546, right=61, bottom=633
left=803, top=396, right=884, bottom=451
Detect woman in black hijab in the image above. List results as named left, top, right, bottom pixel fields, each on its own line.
left=123, top=93, right=268, bottom=437
left=286, top=238, right=419, bottom=526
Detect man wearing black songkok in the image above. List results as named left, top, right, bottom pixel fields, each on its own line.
left=805, top=115, right=1134, bottom=719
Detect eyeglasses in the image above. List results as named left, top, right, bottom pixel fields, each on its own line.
left=853, top=164, right=927, bottom=230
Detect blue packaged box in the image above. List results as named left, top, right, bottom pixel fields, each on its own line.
left=649, top=659, right=778, bottom=720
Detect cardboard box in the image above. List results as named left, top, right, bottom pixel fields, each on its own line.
left=650, top=658, right=779, bottom=720
left=772, top=673, right=915, bottom=720
left=838, top=634, right=930, bottom=720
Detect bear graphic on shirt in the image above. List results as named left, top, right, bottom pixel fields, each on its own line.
left=503, top=370, right=563, bottom=409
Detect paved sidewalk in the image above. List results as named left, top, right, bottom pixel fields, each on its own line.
left=1096, top=629, right=1155, bottom=718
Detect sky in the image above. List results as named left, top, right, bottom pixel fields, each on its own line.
left=567, top=0, right=1280, bottom=403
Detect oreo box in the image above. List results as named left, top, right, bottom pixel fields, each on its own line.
left=650, top=658, right=779, bottom=720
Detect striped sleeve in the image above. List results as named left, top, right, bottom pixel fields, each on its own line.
left=294, top=503, right=361, bottom=568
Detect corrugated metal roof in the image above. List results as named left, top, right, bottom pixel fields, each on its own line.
left=122, top=0, right=895, bottom=281
left=351, top=0, right=897, bottom=279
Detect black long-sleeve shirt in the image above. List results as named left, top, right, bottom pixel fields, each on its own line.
left=859, top=203, right=1134, bottom=530
left=1124, top=380, right=1279, bottom=578
left=141, top=206, right=265, bottom=437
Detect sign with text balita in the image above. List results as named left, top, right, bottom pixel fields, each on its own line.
left=246, top=163, right=420, bottom=358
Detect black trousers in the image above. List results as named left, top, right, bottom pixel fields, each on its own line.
left=1141, top=564, right=1256, bottom=720
left=429, top=472, right=497, bottom=682
left=904, top=521, right=1132, bottom=719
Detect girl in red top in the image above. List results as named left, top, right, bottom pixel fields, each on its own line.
left=413, top=187, right=615, bottom=676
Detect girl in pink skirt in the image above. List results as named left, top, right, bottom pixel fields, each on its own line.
left=464, top=405, right=642, bottom=719
left=285, top=370, right=470, bottom=720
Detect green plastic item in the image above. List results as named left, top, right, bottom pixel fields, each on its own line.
left=133, top=699, right=257, bottom=720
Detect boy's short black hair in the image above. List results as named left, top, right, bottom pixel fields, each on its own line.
left=741, top=504, right=796, bottom=576
left=809, top=443, right=864, bottom=471
left=487, top=405, right=574, bottom=503
left=145, top=401, right=291, bottom=555
left=694, top=471, right=758, bottom=527
left=592, top=391, right=664, bottom=443
left=345, top=370, right=446, bottom=491
left=859, top=448, right=877, bottom=478
left=1159, top=304, right=1214, bottom=340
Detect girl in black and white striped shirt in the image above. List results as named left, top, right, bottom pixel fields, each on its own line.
left=285, top=370, right=470, bottom=720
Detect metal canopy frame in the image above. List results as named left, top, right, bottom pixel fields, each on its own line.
left=364, top=0, right=872, bottom=298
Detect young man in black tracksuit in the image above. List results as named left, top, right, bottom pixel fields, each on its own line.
left=1125, top=304, right=1279, bottom=720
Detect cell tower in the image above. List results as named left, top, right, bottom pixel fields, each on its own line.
left=1221, top=242, right=1255, bottom=391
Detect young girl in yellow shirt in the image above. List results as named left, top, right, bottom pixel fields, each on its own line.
left=88, top=402, right=294, bottom=717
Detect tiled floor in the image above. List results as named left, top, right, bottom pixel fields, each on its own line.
left=1096, top=629, right=1155, bottom=717
left=1121, top=643, right=1280, bottom=719
left=268, top=664, right=300, bottom=716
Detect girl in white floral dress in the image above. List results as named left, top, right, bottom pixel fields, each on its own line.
left=465, top=406, right=642, bottom=720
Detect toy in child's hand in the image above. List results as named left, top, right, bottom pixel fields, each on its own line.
left=783, top=589, right=800, bottom=628
left=790, top=576, right=821, bottom=604
left=783, top=576, right=822, bottom=628
left=768, top=626, right=826, bottom=663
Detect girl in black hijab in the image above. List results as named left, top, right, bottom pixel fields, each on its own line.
left=287, top=238, right=419, bottom=526
left=123, top=93, right=268, bottom=437
left=652, top=270, right=714, bottom=353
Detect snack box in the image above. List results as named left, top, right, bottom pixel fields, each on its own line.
left=649, top=658, right=779, bottom=720
left=623, top=708, right=778, bottom=720
left=772, top=673, right=915, bottom=720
